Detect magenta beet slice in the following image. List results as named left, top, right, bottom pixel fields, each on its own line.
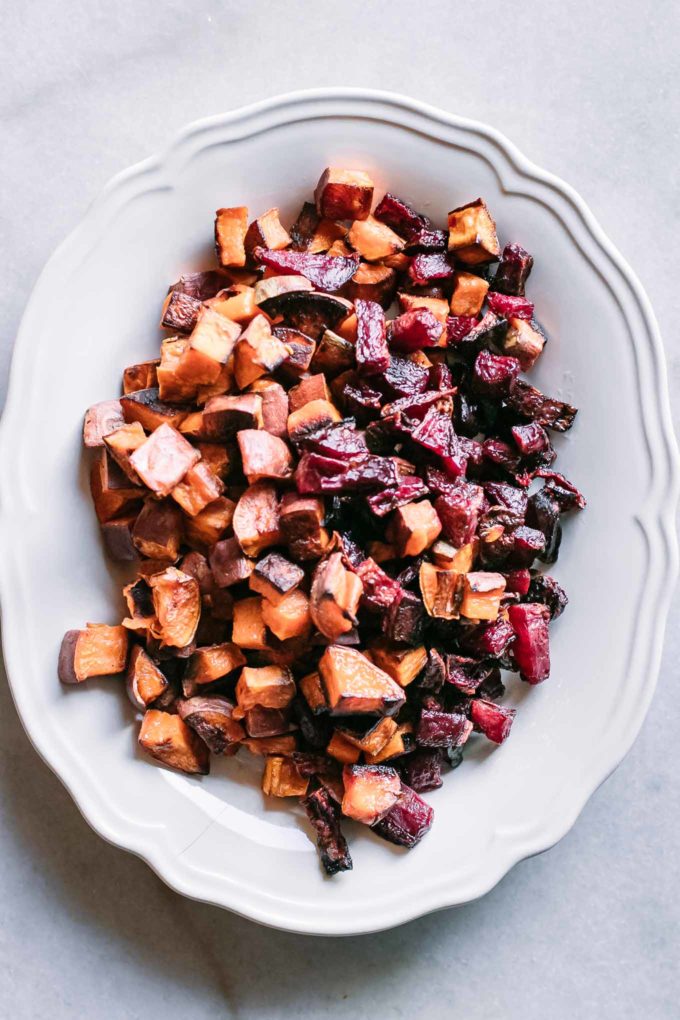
left=472, top=349, right=521, bottom=397
left=366, top=476, right=429, bottom=517
left=400, top=750, right=443, bottom=793
left=403, top=227, right=448, bottom=253
left=382, top=589, right=424, bottom=645
left=507, top=602, right=551, bottom=684
left=302, top=787, right=353, bottom=874
left=505, top=568, right=532, bottom=596
left=491, top=242, right=534, bottom=296
left=373, top=192, right=430, bottom=236
left=446, top=315, right=478, bottom=344
left=535, top=470, right=587, bottom=511
left=484, top=481, right=528, bottom=518
left=371, top=784, right=434, bottom=848
left=465, top=618, right=516, bottom=658
left=253, top=246, right=359, bottom=291
left=408, top=251, right=456, bottom=285
left=527, top=573, right=568, bottom=619
left=470, top=698, right=516, bottom=744
left=507, top=379, right=578, bottom=433
left=444, top=655, right=493, bottom=695
left=487, top=292, right=534, bottom=320
left=508, top=525, right=546, bottom=568
left=295, top=451, right=399, bottom=494
left=416, top=709, right=473, bottom=748
left=356, top=558, right=405, bottom=611
left=381, top=356, right=430, bottom=398
left=433, top=480, right=486, bottom=545
left=511, top=422, right=552, bottom=456
left=301, top=420, right=369, bottom=460
left=355, top=299, right=389, bottom=374
left=389, top=308, right=442, bottom=351
left=411, top=406, right=466, bottom=478
left=382, top=388, right=456, bottom=423
left=430, top=362, right=453, bottom=390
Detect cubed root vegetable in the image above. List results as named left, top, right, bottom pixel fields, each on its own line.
left=387, top=500, right=442, bottom=557
left=262, top=756, right=309, bottom=797
left=83, top=400, right=125, bottom=448
left=447, top=198, right=500, bottom=265
left=326, top=730, right=361, bottom=764
left=245, top=207, right=291, bottom=255
left=470, top=698, right=516, bottom=744
left=58, top=624, right=129, bottom=683
left=126, top=644, right=168, bottom=709
left=315, top=167, right=374, bottom=221
left=245, top=734, right=297, bottom=756
left=371, top=784, right=434, bottom=848
left=335, top=715, right=397, bottom=755
left=299, top=671, right=327, bottom=713
left=215, top=206, right=248, bottom=268
left=237, top=429, right=294, bottom=483
left=364, top=723, right=413, bottom=764
left=129, top=423, right=200, bottom=497
left=249, top=551, right=304, bottom=604
left=310, top=553, right=363, bottom=641
left=341, top=764, right=401, bottom=826
left=139, top=710, right=210, bottom=774
left=450, top=271, right=489, bottom=316
left=123, top=360, right=160, bottom=394
left=120, top=387, right=189, bottom=432
left=369, top=640, right=427, bottom=687
left=233, top=482, right=281, bottom=557
left=177, top=696, right=245, bottom=753
left=287, top=399, right=342, bottom=442
left=234, top=664, right=296, bottom=713
left=171, top=461, right=224, bottom=517
left=231, top=597, right=268, bottom=650
left=261, top=589, right=311, bottom=641
left=184, top=496, right=234, bottom=550
left=348, top=216, right=405, bottom=262
left=148, top=567, right=201, bottom=648
left=203, top=393, right=263, bottom=439
left=319, top=645, right=406, bottom=716
left=234, top=315, right=288, bottom=389
left=419, top=561, right=462, bottom=619
left=185, top=642, right=246, bottom=685
left=459, top=572, right=506, bottom=621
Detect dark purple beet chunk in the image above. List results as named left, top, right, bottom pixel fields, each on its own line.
left=302, top=787, right=353, bottom=874
left=408, top=251, right=456, bottom=285
left=470, top=698, right=516, bottom=744
left=507, top=525, right=546, bottom=568
left=342, top=381, right=383, bottom=420
left=454, top=392, right=485, bottom=437
left=472, top=349, right=521, bottom=398
left=383, top=589, right=424, bottom=645
left=526, top=486, right=562, bottom=563
left=450, top=311, right=507, bottom=359
left=411, top=407, right=466, bottom=478
left=374, top=192, right=430, bottom=236
left=355, top=299, right=389, bottom=374
left=301, top=420, right=369, bottom=460
left=527, top=573, right=568, bottom=619
left=366, top=476, right=429, bottom=517
left=507, top=602, right=551, bottom=684
left=371, top=784, right=434, bottom=848
left=417, top=709, right=473, bottom=748
left=389, top=308, right=442, bottom=351
left=382, top=388, right=455, bottom=423
left=430, top=362, right=453, bottom=390
left=507, top=379, right=578, bottom=433
left=484, top=481, right=529, bottom=518
left=434, top=480, right=485, bottom=545
left=292, top=698, right=332, bottom=749
left=491, top=243, right=534, bottom=296
left=381, top=356, right=430, bottom=398
left=444, top=655, right=494, bottom=695
left=253, top=246, right=359, bottom=291
left=356, top=559, right=404, bottom=612
left=462, top=618, right=516, bottom=659
left=446, top=315, right=478, bottom=344
left=511, top=421, right=551, bottom=456
left=535, top=470, right=587, bottom=511
left=295, top=451, right=399, bottom=494
left=403, top=227, right=448, bottom=253
left=401, top=750, right=443, bottom=792
left=482, top=438, right=521, bottom=473
left=419, top=648, right=447, bottom=691
left=487, top=292, right=534, bottom=320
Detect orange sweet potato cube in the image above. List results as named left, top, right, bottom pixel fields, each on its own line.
left=447, top=198, right=500, bottom=265
left=215, top=206, right=248, bottom=267
left=129, top=422, right=200, bottom=497
left=139, top=710, right=209, bottom=774
left=387, top=500, right=442, bottom=557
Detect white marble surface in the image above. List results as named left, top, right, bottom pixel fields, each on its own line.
left=1, top=2, right=679, bottom=1017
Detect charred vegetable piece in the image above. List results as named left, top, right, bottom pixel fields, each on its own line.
left=120, top=387, right=189, bottom=432
left=184, top=497, right=235, bottom=550
left=487, top=292, right=534, bottom=321
left=101, top=514, right=138, bottom=562
left=491, top=243, right=534, bottom=296
left=233, top=482, right=281, bottom=556
left=310, top=552, right=363, bottom=641
left=58, top=624, right=129, bottom=684
left=470, top=698, right=516, bottom=744
left=245, top=207, right=290, bottom=255
left=287, top=399, right=342, bottom=443
left=335, top=716, right=398, bottom=756
left=471, top=349, right=521, bottom=398
left=366, top=476, right=429, bottom=517
left=447, top=198, right=500, bottom=265
left=235, top=664, right=296, bottom=712
left=237, top=429, right=294, bottom=483
left=409, top=252, right=455, bottom=285
left=90, top=450, right=144, bottom=523
left=355, top=299, right=389, bottom=374
left=371, top=783, right=434, bottom=848
left=254, top=246, right=359, bottom=292
left=374, top=192, right=430, bottom=237
left=302, top=786, right=353, bottom=874
left=262, top=756, right=309, bottom=797
left=295, top=451, right=399, bottom=495
left=139, top=710, right=210, bottom=774
left=387, top=500, right=442, bottom=557
left=215, top=206, right=248, bottom=268
left=508, top=602, right=551, bottom=683
left=459, top=571, right=506, bottom=621
left=418, top=561, right=462, bottom=619
left=178, top=695, right=245, bottom=753
left=210, top=536, right=254, bottom=588
left=346, top=262, right=396, bottom=308
left=319, top=645, right=406, bottom=716
left=203, top=393, right=263, bottom=439
left=315, top=167, right=374, bottom=221
left=417, top=708, right=472, bottom=748
left=131, top=499, right=183, bottom=561
left=370, top=639, right=427, bottom=688
left=234, top=314, right=288, bottom=389
left=341, top=764, right=401, bottom=825
left=507, top=379, right=578, bottom=432
left=123, top=360, right=160, bottom=395
left=126, top=645, right=169, bottom=709
left=83, top=400, right=125, bottom=448
left=148, top=567, right=201, bottom=649
left=249, top=552, right=304, bottom=605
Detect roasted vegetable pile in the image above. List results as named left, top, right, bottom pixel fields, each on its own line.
left=60, top=167, right=584, bottom=874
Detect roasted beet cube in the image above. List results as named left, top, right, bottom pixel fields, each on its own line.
left=506, top=568, right=532, bottom=596
left=366, top=476, right=429, bottom=517
left=418, top=648, right=447, bottom=692
left=470, top=698, right=516, bottom=744
left=507, top=525, right=546, bottom=568
left=382, top=589, right=425, bottom=645
left=373, top=192, right=430, bottom=237
left=507, top=602, right=551, bottom=684
left=416, top=708, right=472, bottom=748
left=487, top=292, right=534, bottom=320
left=434, top=481, right=485, bottom=545
left=482, top=438, right=520, bottom=474
left=526, top=486, right=562, bottom=564
left=511, top=422, right=552, bottom=457
left=507, top=379, right=578, bottom=433
left=389, top=308, right=443, bottom=351
left=471, top=349, right=521, bottom=397
left=381, top=356, right=430, bottom=399
left=491, top=242, right=534, bottom=296
left=403, top=227, right=448, bottom=253
left=371, top=783, right=434, bottom=848
left=401, top=750, right=443, bottom=792
left=537, top=471, right=587, bottom=512
left=411, top=407, right=466, bottom=478
left=463, top=618, right=516, bottom=658
left=356, top=558, right=404, bottom=612
left=253, top=246, right=359, bottom=292
left=446, top=315, right=478, bottom=344
left=527, top=573, right=569, bottom=619
left=450, top=311, right=507, bottom=360
left=484, top=481, right=529, bottom=518
left=302, top=787, right=353, bottom=875
left=295, top=451, right=399, bottom=495
left=408, top=252, right=455, bottom=285
left=355, top=299, right=389, bottom=375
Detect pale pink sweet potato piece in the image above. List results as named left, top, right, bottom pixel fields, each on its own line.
left=237, top=429, right=294, bottom=483
left=249, top=379, right=289, bottom=438
left=245, top=207, right=291, bottom=256
left=234, top=315, right=288, bottom=390
left=184, top=496, right=235, bottom=550
left=288, top=374, right=330, bottom=412
left=83, top=400, right=125, bottom=448
left=234, top=664, right=296, bottom=713
left=232, top=482, right=281, bottom=556
left=203, top=393, right=263, bottom=439
left=209, top=536, right=255, bottom=587
left=90, top=450, right=144, bottom=524
left=129, top=423, right=200, bottom=497
left=171, top=461, right=224, bottom=517
left=123, top=360, right=160, bottom=395
left=341, top=764, right=401, bottom=825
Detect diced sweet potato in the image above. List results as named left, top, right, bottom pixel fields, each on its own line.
left=262, top=589, right=311, bottom=641
left=215, top=206, right=248, bottom=267
left=156, top=337, right=198, bottom=403
left=210, top=535, right=255, bottom=587
left=299, top=671, right=327, bottom=713
left=280, top=492, right=328, bottom=561
left=288, top=374, right=330, bottom=412
left=450, top=271, right=489, bottom=315
left=83, top=400, right=125, bottom=448
left=148, top=566, right=201, bottom=648
left=262, top=756, right=309, bottom=797
left=287, top=399, right=342, bottom=443
left=90, top=450, right=144, bottom=523
left=348, top=215, right=405, bottom=262
left=419, top=561, right=462, bottom=620
left=237, top=429, right=294, bottom=483
left=364, top=723, right=413, bottom=764
left=171, top=461, right=224, bottom=516
left=447, top=198, right=500, bottom=265
left=184, top=496, right=235, bottom=549
left=58, top=624, right=129, bottom=683
left=341, top=764, right=401, bottom=825
left=245, top=734, right=297, bottom=756
left=431, top=538, right=478, bottom=573
left=101, top=514, right=138, bottom=561
left=122, top=577, right=156, bottom=633
left=244, top=207, right=291, bottom=257
left=203, top=392, right=263, bottom=439
left=397, top=292, right=449, bottom=326
left=132, top=499, right=183, bottom=561
left=185, top=642, right=247, bottom=685
left=179, top=551, right=213, bottom=594
left=120, top=387, right=189, bottom=432
left=326, top=731, right=361, bottom=765
left=123, top=360, right=160, bottom=394
left=315, top=167, right=374, bottom=221
left=369, top=639, right=427, bottom=687
left=459, top=571, right=506, bottom=620
left=176, top=305, right=241, bottom=387
left=194, top=360, right=235, bottom=404
left=345, top=262, right=396, bottom=307
left=387, top=500, right=442, bottom=557
left=235, top=664, right=296, bottom=713
left=139, top=709, right=210, bottom=774
left=335, top=715, right=398, bottom=755
left=160, top=289, right=202, bottom=333
left=129, top=423, right=200, bottom=497
left=248, top=379, right=288, bottom=438
left=207, top=284, right=256, bottom=324
left=234, top=314, right=288, bottom=389
left=231, top=596, right=268, bottom=650
left=278, top=328, right=316, bottom=379
left=249, top=552, right=304, bottom=605
left=177, top=695, right=245, bottom=753
left=195, top=443, right=231, bottom=481
left=254, top=274, right=313, bottom=306
left=126, top=644, right=169, bottom=709
left=502, top=317, right=547, bottom=370
left=310, top=553, right=363, bottom=641
left=319, top=645, right=405, bottom=716
left=232, top=482, right=281, bottom=556
left=103, top=421, right=147, bottom=482
left=244, top=704, right=293, bottom=738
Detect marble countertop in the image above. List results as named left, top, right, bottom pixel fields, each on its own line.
left=1, top=2, right=678, bottom=1017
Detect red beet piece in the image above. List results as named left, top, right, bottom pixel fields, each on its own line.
left=450, top=311, right=508, bottom=359
left=508, top=525, right=546, bottom=568
left=342, top=380, right=383, bottom=419
left=491, top=243, right=534, bottom=296
left=484, top=481, right=529, bottom=518
left=253, top=246, right=359, bottom=291
left=507, top=602, right=551, bottom=684
left=507, top=379, right=578, bottom=433
left=417, top=709, right=473, bottom=748
left=400, top=750, right=443, bottom=793
left=511, top=422, right=552, bottom=457
left=506, top=568, right=532, bottom=596
left=536, top=470, right=587, bottom=511
left=464, top=618, right=516, bottom=658
left=356, top=558, right=404, bottom=611
left=381, top=356, right=430, bottom=398
left=472, top=349, right=521, bottom=397
left=302, top=787, right=353, bottom=875
left=527, top=573, right=568, bottom=619
left=295, top=451, right=399, bottom=494
left=430, top=363, right=453, bottom=390
left=302, top=420, right=369, bottom=460
left=373, top=192, right=431, bottom=237
left=171, top=270, right=229, bottom=301
left=434, top=480, right=485, bottom=545
left=389, top=308, right=442, bottom=351
left=487, top=292, right=534, bottom=320
left=419, top=649, right=446, bottom=692
left=403, top=228, right=448, bottom=253
left=446, top=315, right=478, bottom=344
left=382, top=388, right=456, bottom=423
left=482, top=438, right=520, bottom=473
left=470, top=698, right=516, bottom=744
left=526, top=486, right=562, bottom=563
left=372, top=784, right=434, bottom=848
left=366, top=476, right=429, bottom=517
left=444, top=655, right=494, bottom=695
left=411, top=406, right=466, bottom=478
left=408, top=252, right=456, bottom=285
left=355, top=299, right=389, bottom=375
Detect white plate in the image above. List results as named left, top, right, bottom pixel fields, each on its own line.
left=1, top=89, right=677, bottom=936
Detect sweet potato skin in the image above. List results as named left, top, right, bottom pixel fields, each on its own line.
left=59, top=624, right=129, bottom=683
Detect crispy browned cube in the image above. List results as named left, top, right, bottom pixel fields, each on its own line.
left=307, top=218, right=347, bottom=253
left=160, top=289, right=202, bottom=333
left=245, top=207, right=291, bottom=256
left=177, top=695, right=245, bottom=753
left=232, top=482, right=281, bottom=557
left=177, top=305, right=241, bottom=387
left=83, top=400, right=125, bottom=448
left=262, top=756, right=309, bottom=797
left=369, top=639, right=427, bottom=687
left=171, top=461, right=224, bottom=516
left=126, top=644, right=169, bottom=709
left=235, top=664, right=296, bottom=713
left=120, top=387, right=189, bottom=432
left=179, top=550, right=214, bottom=593
left=231, top=597, right=268, bottom=650
left=310, top=553, right=363, bottom=641
left=139, top=709, right=210, bottom=774
left=147, top=566, right=201, bottom=649
left=364, top=723, right=413, bottom=764
left=341, top=764, right=401, bottom=825
left=185, top=642, right=247, bottom=685
left=326, top=731, right=361, bottom=765
left=387, top=500, right=442, bottom=557
left=261, top=589, right=311, bottom=641
left=348, top=215, right=405, bottom=262
left=502, top=317, right=546, bottom=370
left=58, top=624, right=129, bottom=683
left=234, top=315, right=288, bottom=390
left=131, top=499, right=183, bottom=561
left=249, top=552, right=304, bottom=604
left=459, top=571, right=506, bottom=620
left=185, top=496, right=235, bottom=550
left=346, top=262, right=396, bottom=307
left=103, top=421, right=147, bottom=482
left=287, top=399, right=341, bottom=443
left=447, top=198, right=500, bottom=265
left=207, top=284, right=256, bottom=324
left=450, top=271, right=490, bottom=315
left=335, top=715, right=398, bottom=755
left=299, top=671, right=327, bottom=713
left=278, top=328, right=316, bottom=379
left=419, top=561, right=463, bottom=620
left=244, top=734, right=297, bottom=756
left=318, top=645, right=405, bottom=716
left=249, top=379, right=289, bottom=439
left=431, top=538, right=479, bottom=572
left=101, top=514, right=138, bottom=562
left=237, top=429, right=294, bottom=484
left=288, top=373, right=330, bottom=412
left=280, top=492, right=328, bottom=561
left=215, top=206, right=248, bottom=268
left=195, top=442, right=231, bottom=481
left=156, top=337, right=197, bottom=403
left=90, top=450, right=144, bottom=524
left=203, top=393, right=263, bottom=439
left=397, top=291, right=450, bottom=326
left=123, top=360, right=160, bottom=394
left=314, top=168, right=374, bottom=221
left=210, top=535, right=254, bottom=587
left=129, top=423, right=200, bottom=497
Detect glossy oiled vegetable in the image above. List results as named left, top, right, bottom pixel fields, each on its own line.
left=64, top=166, right=584, bottom=877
